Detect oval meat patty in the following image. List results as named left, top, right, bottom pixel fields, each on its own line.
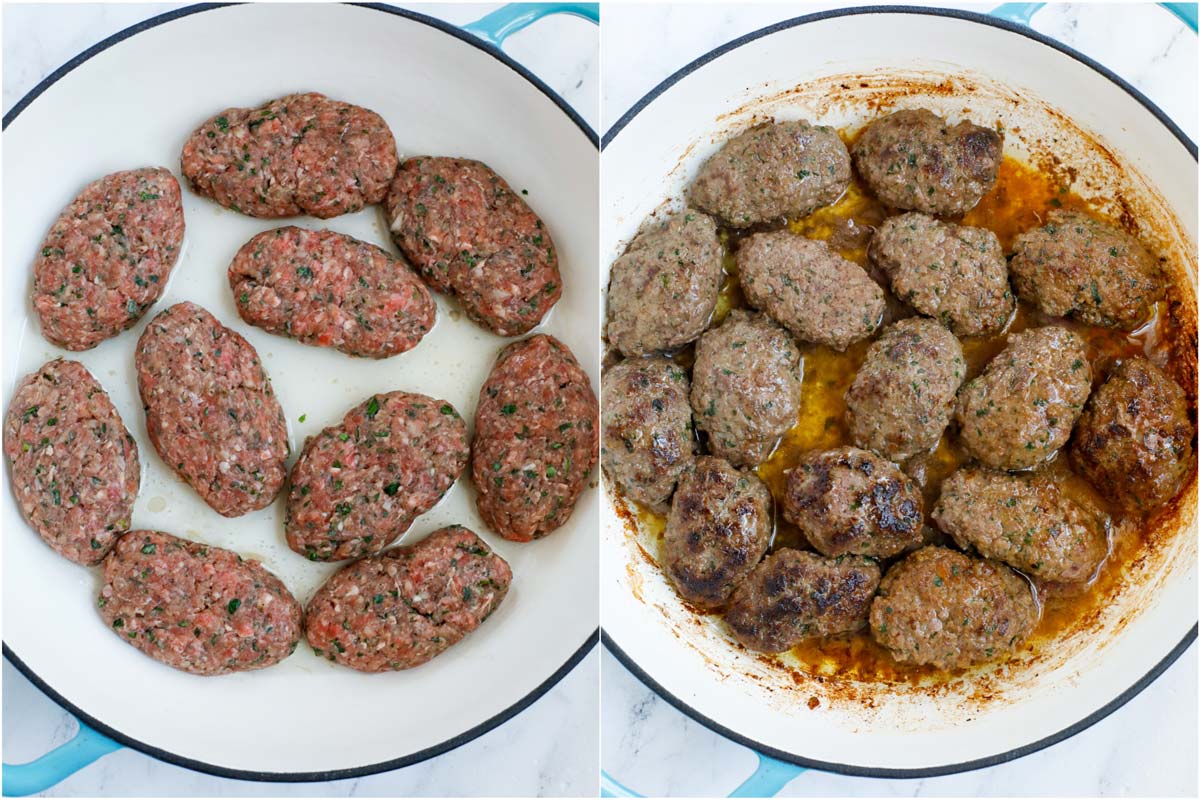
left=472, top=335, right=598, bottom=542
left=1010, top=211, right=1163, bottom=329
left=4, top=359, right=139, bottom=566
left=870, top=546, right=1040, bottom=669
left=691, top=311, right=803, bottom=466
left=601, top=357, right=696, bottom=512
left=33, top=167, right=184, bottom=351
left=135, top=302, right=288, bottom=517
left=98, top=530, right=303, bottom=675
left=287, top=392, right=469, bottom=562
left=181, top=92, right=397, bottom=218
left=689, top=120, right=851, bottom=226
left=605, top=211, right=724, bottom=356
left=933, top=466, right=1109, bottom=583
left=229, top=226, right=435, bottom=358
left=1072, top=358, right=1195, bottom=513
left=852, top=109, right=1003, bottom=216
left=783, top=446, right=924, bottom=559
left=956, top=326, right=1092, bottom=470
left=869, top=212, right=1013, bottom=336
left=737, top=231, right=885, bottom=351
left=845, top=317, right=965, bottom=463
left=385, top=157, right=560, bottom=336
left=662, top=456, right=772, bottom=610
left=725, top=550, right=881, bottom=652
left=305, top=525, right=511, bottom=672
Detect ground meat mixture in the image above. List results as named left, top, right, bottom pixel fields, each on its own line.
left=286, top=392, right=468, bottom=562
left=135, top=302, right=288, bottom=517
left=605, top=211, right=724, bottom=356
left=305, top=525, right=511, bottom=672
left=385, top=157, right=560, bottom=336
left=4, top=359, right=139, bottom=566
left=181, top=92, right=397, bottom=218
left=228, top=226, right=435, bottom=358
left=98, top=530, right=303, bottom=675
left=32, top=167, right=184, bottom=351
left=662, top=456, right=772, bottom=610
left=472, top=335, right=598, bottom=542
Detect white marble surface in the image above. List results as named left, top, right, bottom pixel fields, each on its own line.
left=600, top=2, right=1198, bottom=797
left=2, top=3, right=598, bottom=797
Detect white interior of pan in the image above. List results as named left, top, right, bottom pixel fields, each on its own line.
left=601, top=12, right=1196, bottom=770
left=2, top=4, right=597, bottom=775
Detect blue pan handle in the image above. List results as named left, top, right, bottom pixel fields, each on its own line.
left=728, top=753, right=805, bottom=797
left=2, top=720, right=122, bottom=797
left=463, top=2, right=600, bottom=48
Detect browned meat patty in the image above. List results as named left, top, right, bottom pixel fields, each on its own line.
left=286, top=392, right=468, bottom=562
left=136, top=302, right=288, bottom=516
left=869, top=212, right=1013, bottom=336
left=783, top=446, right=924, bottom=558
left=852, top=109, right=1003, bottom=216
left=737, top=231, right=885, bottom=351
left=605, top=211, right=724, bottom=356
left=956, top=326, right=1092, bottom=470
left=98, top=530, right=303, bottom=675
left=601, top=357, right=695, bottom=512
left=472, top=335, right=598, bottom=542
left=32, top=168, right=184, bottom=351
left=725, top=550, right=881, bottom=652
left=305, top=525, right=511, bottom=672
left=228, top=226, right=435, bottom=358
left=845, top=317, right=965, bottom=463
left=1010, top=211, right=1163, bottom=329
left=1071, top=358, right=1195, bottom=513
left=688, top=120, right=851, bottom=226
left=3, top=360, right=139, bottom=566
left=933, top=466, right=1109, bottom=583
left=661, top=456, right=772, bottom=610
left=691, top=310, right=803, bottom=467
left=385, top=157, right=560, bottom=336
left=870, top=546, right=1039, bottom=669
left=181, top=92, right=397, bottom=219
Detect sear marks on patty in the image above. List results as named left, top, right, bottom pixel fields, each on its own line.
left=783, top=446, right=924, bottom=559
left=3, top=359, right=139, bottom=566
left=688, top=120, right=851, bottom=226
left=385, top=157, right=560, bottom=336
left=1071, top=357, right=1195, bottom=513
left=606, top=211, right=724, bottom=356
left=305, top=525, right=511, bottom=672
left=661, top=456, right=772, bottom=610
left=955, top=326, right=1092, bottom=470
left=472, top=335, right=598, bottom=542
left=601, top=357, right=696, bottom=512
left=725, top=549, right=881, bottom=652
left=737, top=231, right=885, bottom=351
left=845, top=317, right=965, bottom=463
left=229, top=226, right=435, bottom=359
left=690, top=310, right=804, bottom=467
left=869, top=212, right=1014, bottom=336
left=286, top=391, right=468, bottom=562
left=33, top=167, right=184, bottom=351
left=870, top=546, right=1040, bottom=669
left=136, top=302, right=288, bottom=517
left=933, top=466, right=1109, bottom=583
left=181, top=92, right=397, bottom=219
left=1010, top=210, right=1163, bottom=330
left=98, top=530, right=303, bottom=675
left=852, top=108, right=1003, bottom=216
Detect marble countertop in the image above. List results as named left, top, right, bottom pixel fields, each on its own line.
left=1, top=3, right=598, bottom=797
left=600, top=3, right=1197, bottom=797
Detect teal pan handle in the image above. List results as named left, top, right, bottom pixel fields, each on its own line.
left=3, top=721, right=122, bottom=797
left=463, top=2, right=600, bottom=48
left=728, top=753, right=805, bottom=797
left=992, top=2, right=1197, bottom=32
